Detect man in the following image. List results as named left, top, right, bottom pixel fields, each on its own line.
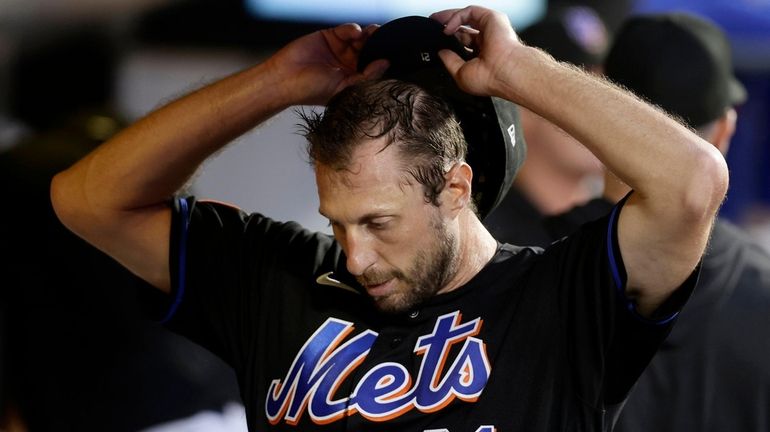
left=546, top=13, right=770, bottom=432
left=484, top=5, right=607, bottom=247
left=50, top=6, right=728, bottom=431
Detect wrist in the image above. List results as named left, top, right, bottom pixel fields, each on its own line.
left=257, top=58, right=303, bottom=110
left=493, top=46, right=578, bottom=117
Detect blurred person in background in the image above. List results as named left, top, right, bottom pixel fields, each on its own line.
left=483, top=5, right=608, bottom=247
left=547, top=13, right=770, bottom=432
left=0, top=27, right=246, bottom=432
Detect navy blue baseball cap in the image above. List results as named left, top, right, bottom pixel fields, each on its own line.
left=357, top=16, right=527, bottom=220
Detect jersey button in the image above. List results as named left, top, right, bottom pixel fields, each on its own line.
left=390, top=337, right=402, bottom=347
left=408, top=310, right=419, bottom=319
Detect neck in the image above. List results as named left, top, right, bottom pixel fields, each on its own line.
left=515, top=158, right=602, bottom=215
left=438, top=209, right=498, bottom=295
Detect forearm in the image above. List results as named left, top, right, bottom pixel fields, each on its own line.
left=52, top=61, right=289, bottom=213
left=497, top=47, right=727, bottom=311
left=498, top=47, right=728, bottom=219
left=49, top=61, right=293, bottom=291
left=435, top=5, right=726, bottom=222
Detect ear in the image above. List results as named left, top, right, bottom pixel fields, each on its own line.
left=710, top=108, right=737, bottom=155
left=441, top=162, right=473, bottom=217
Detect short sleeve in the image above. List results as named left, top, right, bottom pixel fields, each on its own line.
left=535, top=196, right=697, bottom=409
left=150, top=196, right=339, bottom=371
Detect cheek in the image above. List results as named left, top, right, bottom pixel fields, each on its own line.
left=377, top=231, right=416, bottom=264
left=397, top=221, right=440, bottom=257
left=376, top=224, right=427, bottom=268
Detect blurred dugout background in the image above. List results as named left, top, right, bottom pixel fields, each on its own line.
left=0, top=0, right=770, bottom=235
left=1, top=0, right=766, bottom=234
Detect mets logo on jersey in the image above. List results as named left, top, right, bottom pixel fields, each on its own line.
left=265, top=311, right=491, bottom=426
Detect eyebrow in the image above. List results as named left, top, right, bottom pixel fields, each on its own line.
left=318, top=209, right=394, bottom=226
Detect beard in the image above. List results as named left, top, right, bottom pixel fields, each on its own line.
left=357, top=215, right=458, bottom=314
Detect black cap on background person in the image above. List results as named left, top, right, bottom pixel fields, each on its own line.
left=604, top=13, right=747, bottom=129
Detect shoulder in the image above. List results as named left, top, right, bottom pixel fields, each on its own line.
left=176, top=196, right=340, bottom=272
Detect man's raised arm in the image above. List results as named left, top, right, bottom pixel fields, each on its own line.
left=432, top=6, right=729, bottom=316
left=50, top=24, right=387, bottom=293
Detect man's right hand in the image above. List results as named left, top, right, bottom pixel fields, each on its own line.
left=430, top=6, right=523, bottom=100
left=267, top=23, right=389, bottom=107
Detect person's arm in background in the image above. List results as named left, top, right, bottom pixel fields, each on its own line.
left=432, top=6, right=728, bottom=316
left=50, top=24, right=387, bottom=293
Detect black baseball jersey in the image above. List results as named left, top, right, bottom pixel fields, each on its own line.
left=149, top=196, right=695, bottom=431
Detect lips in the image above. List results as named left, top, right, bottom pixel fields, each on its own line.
left=364, top=278, right=396, bottom=298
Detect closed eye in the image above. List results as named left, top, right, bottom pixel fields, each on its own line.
left=367, top=217, right=394, bottom=231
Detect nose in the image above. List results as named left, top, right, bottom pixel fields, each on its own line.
left=343, top=229, right=377, bottom=277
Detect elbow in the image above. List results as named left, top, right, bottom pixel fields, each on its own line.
left=50, top=170, right=87, bottom=235
left=682, top=145, right=729, bottom=222
left=50, top=171, right=73, bottom=227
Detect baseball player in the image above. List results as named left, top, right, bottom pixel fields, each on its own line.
left=51, top=6, right=728, bottom=431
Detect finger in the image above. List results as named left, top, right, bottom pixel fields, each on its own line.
left=454, top=29, right=477, bottom=49
left=437, top=49, right=465, bottom=78
left=351, top=24, right=380, bottom=51
left=457, top=25, right=480, bottom=35
left=444, top=6, right=504, bottom=36
left=429, top=9, right=462, bottom=26
left=361, top=59, right=389, bottom=79
left=363, top=24, right=380, bottom=38
left=332, top=23, right=364, bottom=41
left=337, top=70, right=371, bottom=95
left=437, top=6, right=477, bottom=35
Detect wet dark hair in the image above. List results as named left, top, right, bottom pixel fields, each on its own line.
left=299, top=79, right=467, bottom=206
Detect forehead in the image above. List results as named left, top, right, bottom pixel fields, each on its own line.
left=315, top=138, right=418, bottom=218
